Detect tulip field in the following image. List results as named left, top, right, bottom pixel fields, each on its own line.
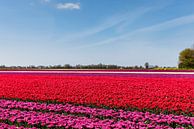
left=0, top=70, right=193, bottom=129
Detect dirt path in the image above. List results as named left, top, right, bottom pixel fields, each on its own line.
left=0, top=71, right=194, bottom=74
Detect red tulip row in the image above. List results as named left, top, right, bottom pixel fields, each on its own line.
left=0, top=73, right=193, bottom=114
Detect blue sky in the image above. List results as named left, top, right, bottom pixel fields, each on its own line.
left=0, top=0, right=194, bottom=67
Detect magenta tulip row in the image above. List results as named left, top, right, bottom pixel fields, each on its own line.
left=0, top=122, right=36, bottom=129
left=0, top=99, right=194, bottom=128
left=0, top=107, right=173, bottom=129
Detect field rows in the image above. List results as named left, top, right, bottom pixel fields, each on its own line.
left=0, top=72, right=193, bottom=128
left=0, top=74, right=193, bottom=112
left=0, top=99, right=193, bottom=128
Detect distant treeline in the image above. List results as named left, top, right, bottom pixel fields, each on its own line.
left=0, top=63, right=163, bottom=70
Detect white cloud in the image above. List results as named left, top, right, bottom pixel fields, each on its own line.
left=83, top=14, right=194, bottom=48
left=56, top=3, right=80, bottom=10
left=57, top=2, right=171, bottom=43
left=42, top=0, right=50, bottom=3
left=139, top=14, right=194, bottom=32
left=55, top=7, right=151, bottom=44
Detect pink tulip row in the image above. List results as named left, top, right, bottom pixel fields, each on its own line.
left=0, top=107, right=175, bottom=129
left=0, top=122, right=36, bottom=129
left=0, top=99, right=194, bottom=128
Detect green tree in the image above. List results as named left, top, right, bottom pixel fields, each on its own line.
left=178, top=48, right=194, bottom=68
